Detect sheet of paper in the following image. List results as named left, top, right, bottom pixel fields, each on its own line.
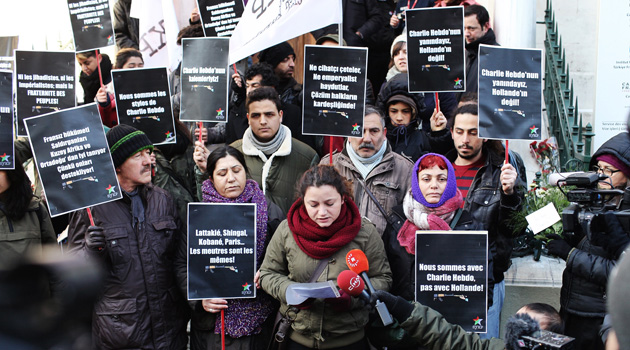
left=285, top=281, right=340, bottom=305
left=526, top=202, right=561, bottom=234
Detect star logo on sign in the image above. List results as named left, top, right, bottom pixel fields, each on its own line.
left=454, top=78, right=462, bottom=87
left=473, top=316, right=483, bottom=325
left=165, top=131, right=173, bottom=138
left=530, top=125, right=539, bottom=134
left=106, top=184, right=116, bottom=194
left=242, top=282, right=251, bottom=291
left=352, top=123, right=360, bottom=131
left=0, top=153, right=9, bottom=162
left=216, top=108, right=224, bottom=117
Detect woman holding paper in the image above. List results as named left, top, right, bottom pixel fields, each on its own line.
left=193, top=145, right=281, bottom=350
left=381, top=153, right=494, bottom=303
left=259, top=165, right=392, bottom=349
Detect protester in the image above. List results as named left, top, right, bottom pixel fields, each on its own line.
left=322, top=106, right=413, bottom=234
left=0, top=160, right=56, bottom=269
left=382, top=153, right=494, bottom=305
left=516, top=303, right=564, bottom=334
left=95, top=48, right=144, bottom=127
left=259, top=165, right=392, bottom=349
left=191, top=145, right=281, bottom=350
left=460, top=5, right=498, bottom=101
left=113, top=0, right=139, bottom=50
left=258, top=42, right=303, bottom=108
left=76, top=51, right=112, bottom=105
left=67, top=125, right=189, bottom=349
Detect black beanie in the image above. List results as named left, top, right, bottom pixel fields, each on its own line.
left=106, top=124, right=153, bottom=168
left=258, top=42, right=295, bottom=68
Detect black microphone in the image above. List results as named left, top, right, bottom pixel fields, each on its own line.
left=504, top=313, right=574, bottom=350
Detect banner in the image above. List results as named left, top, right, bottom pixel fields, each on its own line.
left=188, top=203, right=257, bottom=300
left=15, top=50, right=76, bottom=137
left=180, top=37, right=229, bottom=122
left=197, top=0, right=245, bottom=37
left=0, top=71, right=14, bottom=170
left=478, top=45, right=542, bottom=140
left=24, top=104, right=122, bottom=217
left=135, top=0, right=180, bottom=70
left=67, top=0, right=115, bottom=52
left=415, top=231, right=488, bottom=333
left=302, top=45, right=367, bottom=137
left=229, top=0, right=342, bottom=64
left=406, top=7, right=465, bottom=93
left=112, top=67, right=176, bottom=145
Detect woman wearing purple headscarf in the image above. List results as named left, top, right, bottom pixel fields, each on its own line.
left=382, top=153, right=494, bottom=303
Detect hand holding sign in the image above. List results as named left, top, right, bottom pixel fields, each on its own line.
left=430, top=108, right=447, bottom=132
left=500, top=163, right=517, bottom=195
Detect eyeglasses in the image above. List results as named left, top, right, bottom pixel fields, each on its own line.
left=592, top=165, right=621, bottom=177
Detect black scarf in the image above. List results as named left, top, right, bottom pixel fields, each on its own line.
left=124, top=188, right=145, bottom=228
left=79, top=54, right=112, bottom=104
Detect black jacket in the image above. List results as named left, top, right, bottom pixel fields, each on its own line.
left=113, top=0, right=140, bottom=49
left=312, top=0, right=385, bottom=47
left=446, top=147, right=522, bottom=282
left=382, top=205, right=494, bottom=306
left=461, top=28, right=498, bottom=100
left=590, top=132, right=630, bottom=171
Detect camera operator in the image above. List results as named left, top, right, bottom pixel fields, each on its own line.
left=546, top=132, right=630, bottom=350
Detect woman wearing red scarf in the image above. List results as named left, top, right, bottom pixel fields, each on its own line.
left=382, top=153, right=494, bottom=305
left=260, top=165, right=392, bottom=349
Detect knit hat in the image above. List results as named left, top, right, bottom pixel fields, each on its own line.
left=608, top=249, right=630, bottom=349
left=258, top=42, right=295, bottom=68
left=387, top=94, right=417, bottom=120
left=390, top=34, right=407, bottom=57
left=596, top=154, right=630, bottom=178
left=411, top=153, right=458, bottom=208
left=106, top=124, right=153, bottom=168
left=315, top=34, right=347, bottom=46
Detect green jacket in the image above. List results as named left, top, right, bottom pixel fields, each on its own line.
left=231, top=127, right=319, bottom=215
left=0, top=198, right=56, bottom=269
left=260, top=218, right=392, bottom=349
left=402, top=303, right=505, bottom=350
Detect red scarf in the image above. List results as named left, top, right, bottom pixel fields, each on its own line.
left=287, top=197, right=362, bottom=259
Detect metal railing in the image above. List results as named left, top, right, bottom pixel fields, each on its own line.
left=543, top=0, right=594, bottom=172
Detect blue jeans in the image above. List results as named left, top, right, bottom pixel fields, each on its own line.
left=479, top=280, right=505, bottom=339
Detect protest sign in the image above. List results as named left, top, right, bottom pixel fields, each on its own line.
left=416, top=231, right=488, bottom=333
left=67, top=0, right=115, bottom=51
left=180, top=37, right=229, bottom=123
left=0, top=36, right=17, bottom=71
left=0, top=71, right=14, bottom=170
left=406, top=7, right=466, bottom=92
left=112, top=67, right=176, bottom=145
left=302, top=45, right=367, bottom=137
left=197, top=0, right=245, bottom=37
left=24, top=104, right=121, bottom=217
left=478, top=45, right=542, bottom=140
left=15, top=51, right=76, bottom=137
left=229, top=0, right=342, bottom=64
left=188, top=203, right=257, bottom=300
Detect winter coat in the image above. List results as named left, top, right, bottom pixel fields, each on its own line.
left=446, top=147, right=522, bottom=282
left=152, top=148, right=197, bottom=228
left=312, top=0, right=385, bottom=48
left=0, top=198, right=56, bottom=269
left=321, top=145, right=414, bottom=234
left=259, top=218, right=392, bottom=349
left=461, top=28, right=498, bottom=100
left=231, top=130, right=320, bottom=215
left=590, top=131, right=630, bottom=171
left=400, top=302, right=505, bottom=350
left=113, top=0, right=139, bottom=50
left=67, top=184, right=189, bottom=350
left=382, top=205, right=494, bottom=305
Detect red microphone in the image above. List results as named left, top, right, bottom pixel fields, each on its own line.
left=346, top=249, right=376, bottom=294
left=337, top=270, right=370, bottom=301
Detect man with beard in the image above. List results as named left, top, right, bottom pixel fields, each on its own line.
left=446, top=104, right=522, bottom=339
left=321, top=106, right=413, bottom=235
left=258, top=42, right=302, bottom=108
left=459, top=4, right=497, bottom=102
left=67, top=125, right=189, bottom=349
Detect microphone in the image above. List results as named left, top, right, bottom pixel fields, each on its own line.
left=345, top=249, right=393, bottom=326
left=337, top=270, right=370, bottom=302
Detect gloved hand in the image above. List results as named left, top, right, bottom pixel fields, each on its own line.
left=591, top=212, right=630, bottom=259
left=325, top=290, right=352, bottom=312
left=546, top=234, right=572, bottom=260
left=85, top=226, right=106, bottom=252
left=374, top=290, right=414, bottom=322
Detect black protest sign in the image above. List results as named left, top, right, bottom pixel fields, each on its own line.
left=197, top=0, right=245, bottom=37
left=302, top=45, right=367, bottom=137
left=112, top=67, right=176, bottom=145
left=24, top=104, right=121, bottom=217
left=180, top=38, right=229, bottom=122
left=406, top=7, right=465, bottom=92
left=188, top=203, right=257, bottom=300
left=15, top=51, right=76, bottom=137
left=67, top=0, right=115, bottom=51
left=478, top=45, right=543, bottom=140
left=0, top=71, right=14, bottom=170
left=0, top=57, right=13, bottom=71
left=415, top=231, right=488, bottom=333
